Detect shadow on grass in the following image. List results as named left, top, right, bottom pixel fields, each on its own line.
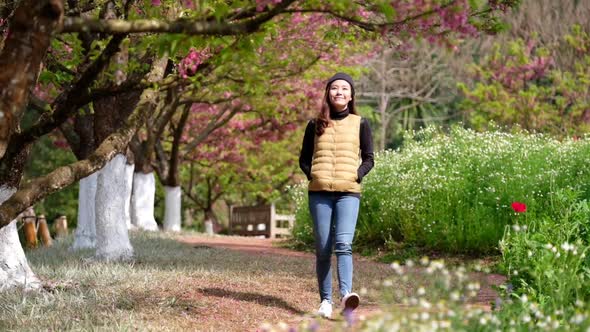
left=199, top=287, right=305, bottom=315
left=27, top=230, right=395, bottom=298
left=26, top=230, right=313, bottom=277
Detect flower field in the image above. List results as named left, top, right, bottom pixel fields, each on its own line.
left=288, top=126, right=590, bottom=331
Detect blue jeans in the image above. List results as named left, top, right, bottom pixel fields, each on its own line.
left=308, top=192, right=360, bottom=302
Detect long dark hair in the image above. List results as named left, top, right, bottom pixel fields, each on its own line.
left=315, top=84, right=356, bottom=136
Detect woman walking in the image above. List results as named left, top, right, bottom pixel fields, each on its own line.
left=299, top=72, right=374, bottom=318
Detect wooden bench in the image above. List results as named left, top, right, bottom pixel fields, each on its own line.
left=229, top=204, right=294, bottom=238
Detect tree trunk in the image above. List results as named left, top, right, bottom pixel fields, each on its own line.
left=0, top=0, right=63, bottom=157
left=183, top=207, right=194, bottom=228
left=0, top=186, right=40, bottom=290
left=123, top=162, right=135, bottom=229
left=94, top=154, right=133, bottom=261
left=203, top=208, right=217, bottom=235
left=91, top=81, right=140, bottom=259
left=379, top=103, right=387, bottom=151
left=130, top=172, right=159, bottom=231
left=71, top=172, right=98, bottom=250
left=163, top=186, right=181, bottom=232
left=378, top=83, right=389, bottom=151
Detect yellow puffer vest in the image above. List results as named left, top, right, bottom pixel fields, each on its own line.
left=309, top=114, right=361, bottom=193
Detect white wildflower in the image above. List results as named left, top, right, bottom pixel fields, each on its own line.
left=419, top=299, right=432, bottom=310
left=467, top=282, right=481, bottom=291
left=420, top=256, right=430, bottom=266
left=390, top=262, right=402, bottom=274
left=417, top=287, right=426, bottom=296
left=420, top=312, right=430, bottom=321
left=570, top=313, right=586, bottom=324
left=561, top=242, right=573, bottom=252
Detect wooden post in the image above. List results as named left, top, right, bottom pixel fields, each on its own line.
left=23, top=216, right=38, bottom=249
left=19, top=207, right=38, bottom=249
left=54, top=215, right=69, bottom=238
left=270, top=203, right=277, bottom=239
left=37, top=214, right=53, bottom=247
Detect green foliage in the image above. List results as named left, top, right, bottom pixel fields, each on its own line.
left=461, top=24, right=590, bottom=137
left=23, top=135, right=79, bottom=226
left=291, top=125, right=590, bottom=254
left=286, top=183, right=314, bottom=250
left=496, top=189, right=590, bottom=329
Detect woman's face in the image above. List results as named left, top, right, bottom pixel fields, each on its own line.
left=328, top=80, right=352, bottom=111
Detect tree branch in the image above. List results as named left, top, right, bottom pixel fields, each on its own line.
left=182, top=106, right=240, bottom=153
left=284, top=0, right=459, bottom=32
left=0, top=77, right=159, bottom=227
left=61, top=0, right=296, bottom=35
left=7, top=34, right=127, bottom=155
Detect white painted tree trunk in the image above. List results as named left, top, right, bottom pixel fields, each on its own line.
left=130, top=172, right=159, bottom=231
left=94, top=154, right=134, bottom=261
left=0, top=186, right=40, bottom=290
left=71, top=172, right=98, bottom=250
left=204, top=220, right=214, bottom=235
left=124, top=163, right=135, bottom=230
left=163, top=186, right=181, bottom=232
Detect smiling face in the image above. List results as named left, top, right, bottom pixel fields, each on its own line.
left=328, top=79, right=352, bottom=111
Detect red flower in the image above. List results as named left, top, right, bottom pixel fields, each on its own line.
left=511, top=202, right=527, bottom=213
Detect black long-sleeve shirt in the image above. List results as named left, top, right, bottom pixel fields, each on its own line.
left=299, top=109, right=374, bottom=194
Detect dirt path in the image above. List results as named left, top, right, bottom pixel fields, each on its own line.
left=178, top=234, right=506, bottom=330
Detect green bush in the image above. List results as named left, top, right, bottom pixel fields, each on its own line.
left=291, top=125, right=590, bottom=254
left=499, top=189, right=590, bottom=322
left=287, top=183, right=315, bottom=251
left=24, top=134, right=79, bottom=226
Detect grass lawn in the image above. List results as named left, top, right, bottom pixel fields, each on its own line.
left=1, top=231, right=417, bottom=331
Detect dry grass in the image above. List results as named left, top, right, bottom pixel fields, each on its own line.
left=0, top=231, right=418, bottom=332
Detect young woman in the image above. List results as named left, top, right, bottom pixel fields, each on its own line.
left=299, top=72, right=374, bottom=318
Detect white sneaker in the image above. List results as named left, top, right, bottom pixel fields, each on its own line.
left=341, top=292, right=360, bottom=312
left=317, top=299, right=332, bottom=319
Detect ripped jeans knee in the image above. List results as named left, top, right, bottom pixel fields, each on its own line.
left=334, top=241, right=352, bottom=256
